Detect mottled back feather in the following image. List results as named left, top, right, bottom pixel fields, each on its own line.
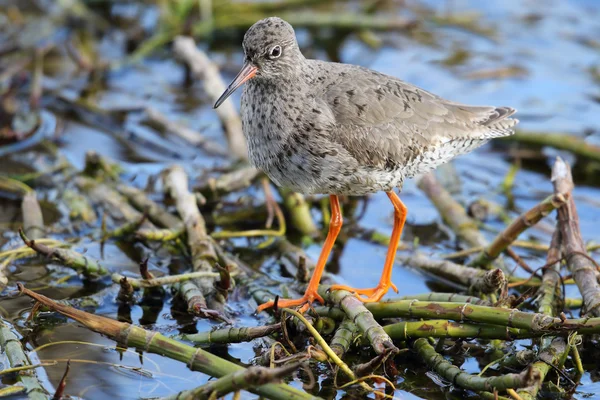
left=310, top=61, right=517, bottom=172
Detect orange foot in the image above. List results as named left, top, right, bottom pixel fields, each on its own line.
left=256, top=290, right=325, bottom=314
left=330, top=282, right=398, bottom=303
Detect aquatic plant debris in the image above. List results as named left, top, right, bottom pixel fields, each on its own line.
left=1, top=1, right=600, bottom=399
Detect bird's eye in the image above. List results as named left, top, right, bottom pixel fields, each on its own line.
left=269, top=45, right=282, bottom=59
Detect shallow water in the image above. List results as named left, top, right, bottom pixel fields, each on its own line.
left=2, top=0, right=600, bottom=399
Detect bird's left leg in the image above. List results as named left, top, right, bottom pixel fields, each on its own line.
left=330, top=191, right=406, bottom=302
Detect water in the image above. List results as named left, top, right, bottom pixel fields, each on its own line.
left=1, top=0, right=600, bottom=398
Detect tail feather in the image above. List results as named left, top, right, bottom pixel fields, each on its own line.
left=481, top=106, right=518, bottom=138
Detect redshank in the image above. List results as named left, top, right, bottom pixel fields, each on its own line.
left=214, top=17, right=518, bottom=313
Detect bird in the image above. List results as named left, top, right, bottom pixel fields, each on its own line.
left=214, top=17, right=518, bottom=313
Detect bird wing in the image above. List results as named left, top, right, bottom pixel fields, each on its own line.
left=319, top=64, right=517, bottom=170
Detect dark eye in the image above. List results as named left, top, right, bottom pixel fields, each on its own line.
left=269, top=45, right=281, bottom=59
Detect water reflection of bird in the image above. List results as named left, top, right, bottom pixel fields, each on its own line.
left=215, top=17, right=518, bottom=313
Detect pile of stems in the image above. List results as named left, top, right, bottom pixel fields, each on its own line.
left=313, top=296, right=600, bottom=333
left=75, top=176, right=156, bottom=229
left=517, top=160, right=580, bottom=399
left=318, top=287, right=398, bottom=356
left=18, top=285, right=316, bottom=400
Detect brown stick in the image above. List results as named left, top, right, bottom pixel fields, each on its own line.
left=401, top=253, right=505, bottom=294
left=552, top=157, right=600, bottom=316
left=470, top=193, right=567, bottom=268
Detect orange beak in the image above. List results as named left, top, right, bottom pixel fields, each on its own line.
left=214, top=62, right=258, bottom=108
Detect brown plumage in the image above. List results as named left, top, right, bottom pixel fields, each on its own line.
left=215, top=17, right=518, bottom=313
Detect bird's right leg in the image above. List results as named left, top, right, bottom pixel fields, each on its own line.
left=256, top=195, right=342, bottom=314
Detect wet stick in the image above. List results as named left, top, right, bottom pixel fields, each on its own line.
left=143, top=107, right=229, bottom=157
left=163, top=166, right=225, bottom=318
left=117, top=184, right=184, bottom=230
left=161, top=363, right=303, bottom=400
left=0, top=318, right=47, bottom=400
left=318, top=287, right=398, bottom=356
left=330, top=319, right=358, bottom=358
left=313, top=299, right=600, bottom=333
left=177, top=324, right=281, bottom=345
left=111, top=271, right=231, bottom=289
left=19, top=230, right=108, bottom=277
left=552, top=157, right=600, bottom=317
left=278, top=188, right=318, bottom=236
left=384, top=319, right=528, bottom=340
left=17, top=285, right=316, bottom=400
left=197, top=165, right=262, bottom=198
left=400, top=253, right=506, bottom=294
left=395, top=293, right=492, bottom=305
left=413, top=337, right=539, bottom=392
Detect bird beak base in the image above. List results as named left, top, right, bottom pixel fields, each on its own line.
left=214, top=62, right=257, bottom=108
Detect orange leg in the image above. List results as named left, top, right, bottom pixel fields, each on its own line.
left=257, top=195, right=343, bottom=313
left=330, top=191, right=407, bottom=302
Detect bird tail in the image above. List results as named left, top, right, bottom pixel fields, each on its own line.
left=481, top=106, right=518, bottom=138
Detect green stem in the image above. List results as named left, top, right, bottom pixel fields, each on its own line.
left=177, top=324, right=281, bottom=345
left=413, top=338, right=538, bottom=392
left=503, top=130, right=600, bottom=163
left=111, top=271, right=229, bottom=289
left=0, top=318, right=47, bottom=399
left=20, top=230, right=108, bottom=277
left=279, top=188, right=318, bottom=236
left=318, top=287, right=398, bottom=355
left=330, top=319, right=358, bottom=358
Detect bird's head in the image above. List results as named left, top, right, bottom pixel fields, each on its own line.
left=214, top=17, right=302, bottom=108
